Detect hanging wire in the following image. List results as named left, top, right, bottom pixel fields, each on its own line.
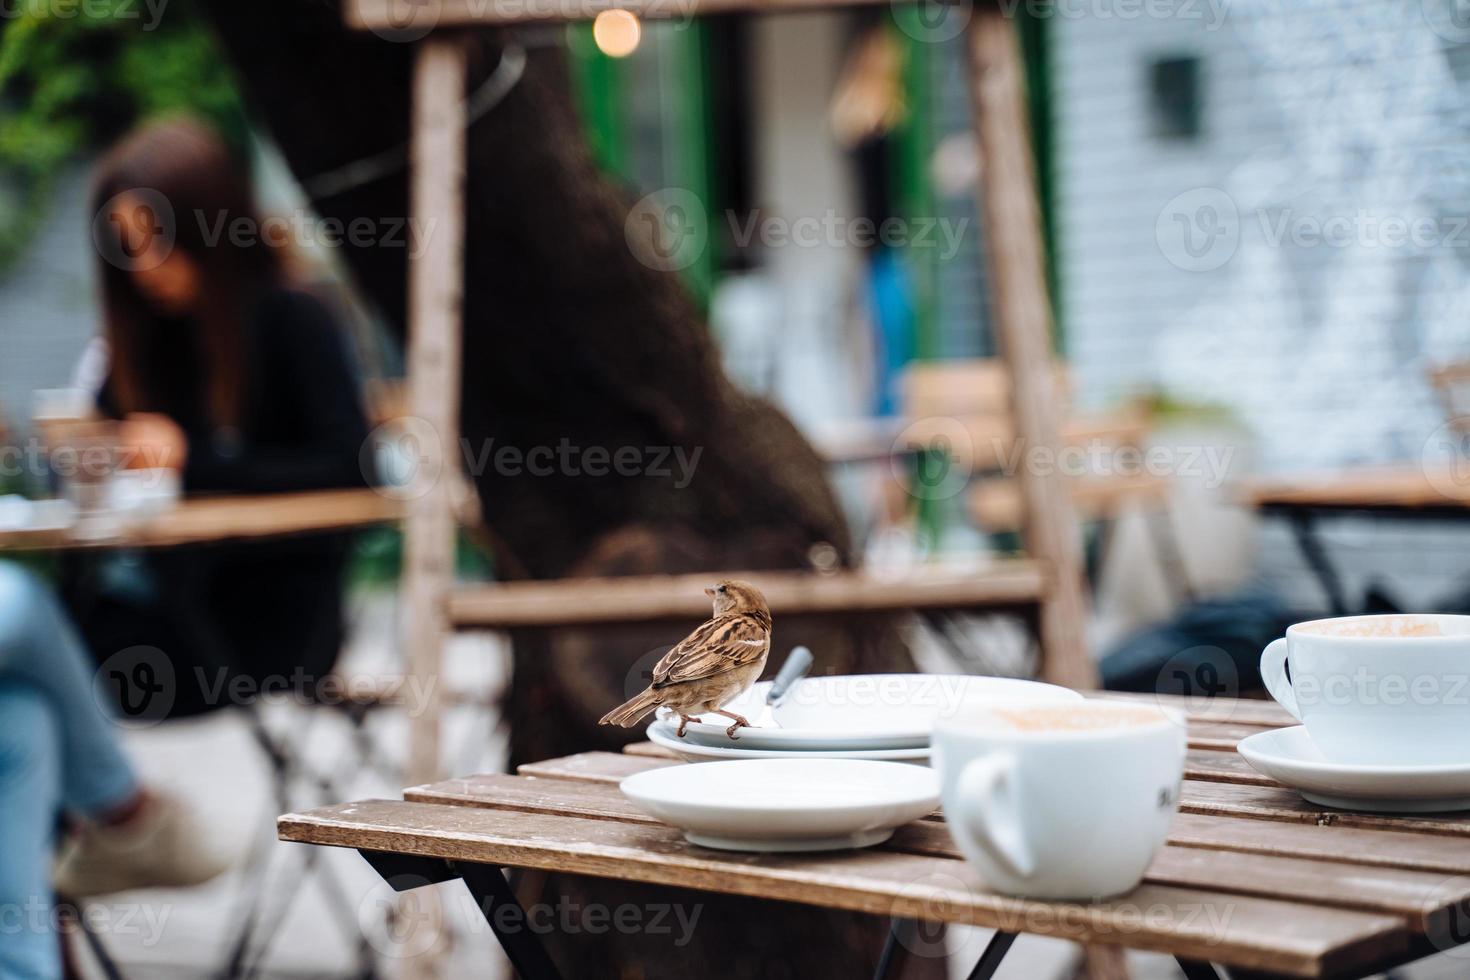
left=301, top=40, right=529, bottom=203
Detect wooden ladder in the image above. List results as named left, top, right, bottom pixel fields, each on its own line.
left=345, top=0, right=1093, bottom=799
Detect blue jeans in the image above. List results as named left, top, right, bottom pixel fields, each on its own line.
left=0, top=563, right=139, bottom=980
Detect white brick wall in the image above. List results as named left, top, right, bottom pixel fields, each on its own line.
left=0, top=166, right=97, bottom=431
left=1050, top=0, right=1470, bottom=611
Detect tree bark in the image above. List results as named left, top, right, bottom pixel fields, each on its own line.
left=194, top=5, right=933, bottom=976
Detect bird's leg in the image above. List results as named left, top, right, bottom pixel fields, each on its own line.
left=676, top=714, right=700, bottom=738
left=711, top=709, right=751, bottom=740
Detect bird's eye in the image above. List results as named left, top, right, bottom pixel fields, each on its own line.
left=717, top=585, right=727, bottom=594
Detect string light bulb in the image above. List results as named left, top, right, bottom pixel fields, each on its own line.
left=592, top=10, right=641, bottom=58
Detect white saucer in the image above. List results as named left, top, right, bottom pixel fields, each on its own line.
left=1237, top=726, right=1470, bottom=812
left=620, top=758, right=940, bottom=851
left=657, top=674, right=1081, bottom=751
left=647, top=720, right=931, bottom=764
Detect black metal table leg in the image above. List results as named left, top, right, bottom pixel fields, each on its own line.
left=57, top=901, right=126, bottom=980
left=871, top=917, right=909, bottom=980
left=1287, top=511, right=1352, bottom=615
left=965, top=930, right=1017, bottom=980
left=873, top=920, right=1016, bottom=980
left=454, top=862, right=564, bottom=980
left=359, top=850, right=459, bottom=891
left=1176, top=958, right=1223, bottom=980
left=358, top=851, right=563, bottom=980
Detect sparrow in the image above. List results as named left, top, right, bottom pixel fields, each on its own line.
left=599, top=579, right=772, bottom=740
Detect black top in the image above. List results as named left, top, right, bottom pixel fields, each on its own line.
left=73, top=286, right=372, bottom=720
left=99, top=287, right=369, bottom=494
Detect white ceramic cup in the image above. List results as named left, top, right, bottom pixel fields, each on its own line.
left=1260, top=613, right=1470, bottom=766
left=933, top=701, right=1185, bottom=901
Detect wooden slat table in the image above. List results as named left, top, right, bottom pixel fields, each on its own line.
left=278, top=694, right=1470, bottom=979
left=1243, top=467, right=1470, bottom=513
left=0, top=488, right=404, bottom=552
left=1239, top=465, right=1470, bottom=615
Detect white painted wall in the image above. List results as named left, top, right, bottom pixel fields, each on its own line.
left=1049, top=0, right=1470, bottom=611
left=0, top=166, right=97, bottom=431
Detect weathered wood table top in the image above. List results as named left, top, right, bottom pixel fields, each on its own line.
left=279, top=693, right=1470, bottom=978
left=1241, top=465, right=1470, bottom=513
left=0, top=488, right=403, bottom=551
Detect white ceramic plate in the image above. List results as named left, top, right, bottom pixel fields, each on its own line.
left=646, top=720, right=931, bottom=763
left=1238, top=726, right=1470, bottom=812
left=620, top=758, right=940, bottom=851
left=656, top=674, right=1081, bottom=751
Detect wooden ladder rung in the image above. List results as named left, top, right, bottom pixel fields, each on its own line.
left=446, top=561, right=1049, bottom=629
left=348, top=0, right=899, bottom=30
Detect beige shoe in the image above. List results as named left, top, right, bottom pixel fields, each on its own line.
left=53, top=792, right=231, bottom=898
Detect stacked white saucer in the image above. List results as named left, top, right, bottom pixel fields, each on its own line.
left=628, top=669, right=1081, bottom=851
left=1239, top=614, right=1470, bottom=813
left=647, top=672, right=1083, bottom=765
left=621, top=758, right=941, bottom=852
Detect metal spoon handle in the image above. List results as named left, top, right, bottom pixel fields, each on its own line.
left=767, top=646, right=814, bottom=705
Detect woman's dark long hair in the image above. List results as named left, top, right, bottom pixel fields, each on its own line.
left=91, top=117, right=284, bottom=431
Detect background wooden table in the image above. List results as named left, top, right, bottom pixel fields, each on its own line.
left=0, top=488, right=404, bottom=551
left=1243, top=466, right=1470, bottom=513
left=1241, top=465, right=1470, bottom=615
left=279, top=693, right=1470, bottom=979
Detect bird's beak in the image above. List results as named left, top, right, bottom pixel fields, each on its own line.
left=704, top=587, right=716, bottom=598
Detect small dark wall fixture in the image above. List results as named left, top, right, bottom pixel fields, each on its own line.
left=1150, top=54, right=1203, bottom=140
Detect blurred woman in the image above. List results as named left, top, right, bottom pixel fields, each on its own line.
left=67, top=116, right=372, bottom=720
left=0, top=564, right=226, bottom=980
left=0, top=115, right=374, bottom=978
left=1, top=114, right=375, bottom=977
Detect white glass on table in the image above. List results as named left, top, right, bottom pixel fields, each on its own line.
left=43, top=417, right=124, bottom=541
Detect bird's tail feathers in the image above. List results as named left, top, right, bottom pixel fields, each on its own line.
left=599, top=688, right=662, bottom=728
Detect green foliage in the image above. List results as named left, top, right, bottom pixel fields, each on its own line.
left=1136, top=388, right=1240, bottom=424
left=0, top=0, right=248, bottom=272
left=345, top=526, right=497, bottom=589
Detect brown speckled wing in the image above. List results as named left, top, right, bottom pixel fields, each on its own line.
left=651, top=614, right=771, bottom=688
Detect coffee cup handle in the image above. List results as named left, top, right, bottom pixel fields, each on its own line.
left=1259, top=638, right=1302, bottom=721
left=955, top=754, right=1036, bottom=880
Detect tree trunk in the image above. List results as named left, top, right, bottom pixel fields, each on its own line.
left=195, top=5, right=934, bottom=976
